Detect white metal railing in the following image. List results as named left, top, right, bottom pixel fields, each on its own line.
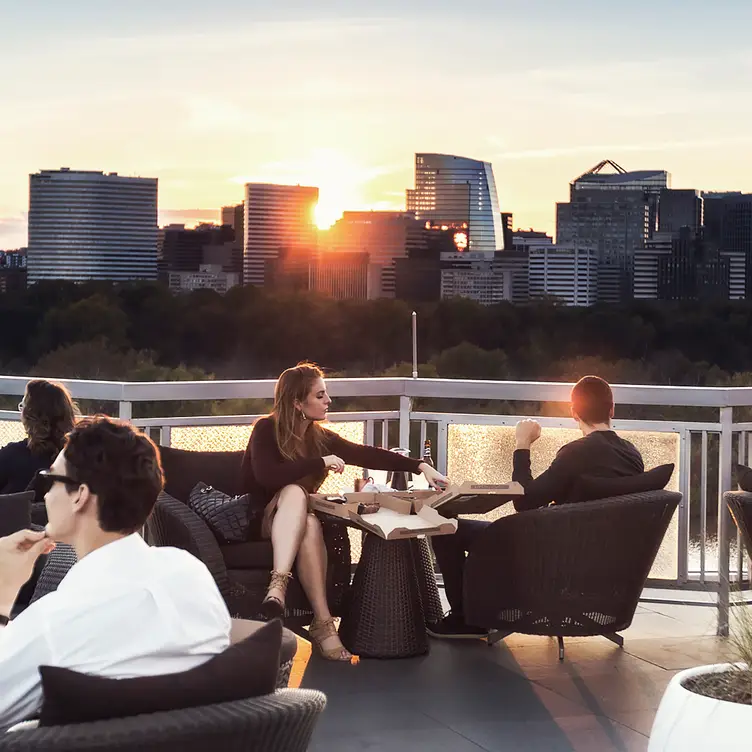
left=2, top=375, right=751, bottom=636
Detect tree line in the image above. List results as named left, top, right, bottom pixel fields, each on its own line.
left=1, top=280, right=752, bottom=418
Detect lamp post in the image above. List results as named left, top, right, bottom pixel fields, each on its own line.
left=411, top=311, right=418, bottom=379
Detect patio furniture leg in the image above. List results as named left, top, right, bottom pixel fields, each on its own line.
left=486, top=630, right=512, bottom=646
left=557, top=635, right=565, bottom=661
left=604, top=632, right=624, bottom=648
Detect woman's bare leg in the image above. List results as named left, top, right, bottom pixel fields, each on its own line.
left=266, top=485, right=309, bottom=606
left=296, top=513, right=350, bottom=659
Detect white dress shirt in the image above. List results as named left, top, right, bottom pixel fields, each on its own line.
left=0, top=534, right=231, bottom=727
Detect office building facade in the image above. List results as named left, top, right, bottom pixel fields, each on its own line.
left=27, top=168, right=158, bottom=283
left=243, top=183, right=318, bottom=287
left=322, top=211, right=425, bottom=298
left=407, top=153, right=505, bottom=255
left=528, top=246, right=598, bottom=307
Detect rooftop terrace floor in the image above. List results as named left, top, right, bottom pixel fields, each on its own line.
left=301, top=594, right=730, bottom=752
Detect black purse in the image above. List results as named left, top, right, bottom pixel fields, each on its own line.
left=187, top=482, right=252, bottom=543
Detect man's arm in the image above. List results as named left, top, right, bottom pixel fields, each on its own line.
left=512, top=447, right=577, bottom=512
left=0, top=605, right=55, bottom=726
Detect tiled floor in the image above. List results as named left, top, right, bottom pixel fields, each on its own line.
left=301, top=599, right=732, bottom=752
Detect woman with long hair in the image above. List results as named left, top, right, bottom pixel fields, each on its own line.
left=0, top=379, right=78, bottom=494
left=242, top=362, right=449, bottom=661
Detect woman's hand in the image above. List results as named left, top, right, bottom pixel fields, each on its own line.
left=323, top=455, right=345, bottom=474
left=419, top=462, right=450, bottom=490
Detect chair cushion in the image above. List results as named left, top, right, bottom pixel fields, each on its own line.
left=574, top=464, right=674, bottom=503
left=0, top=491, right=33, bottom=537
left=158, top=446, right=245, bottom=503
left=221, top=540, right=275, bottom=569
left=38, top=618, right=282, bottom=726
left=735, top=464, right=752, bottom=492
left=188, top=482, right=254, bottom=544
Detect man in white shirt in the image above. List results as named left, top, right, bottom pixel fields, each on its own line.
left=0, top=416, right=231, bottom=728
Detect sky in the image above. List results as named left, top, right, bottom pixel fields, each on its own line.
left=2, top=0, right=752, bottom=247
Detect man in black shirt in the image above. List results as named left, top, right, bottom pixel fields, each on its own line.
left=428, top=376, right=644, bottom=639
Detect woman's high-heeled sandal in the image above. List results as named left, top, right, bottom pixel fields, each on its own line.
left=309, top=617, right=359, bottom=663
left=260, top=570, right=293, bottom=621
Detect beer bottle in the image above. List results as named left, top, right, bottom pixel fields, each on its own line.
left=422, top=439, right=434, bottom=468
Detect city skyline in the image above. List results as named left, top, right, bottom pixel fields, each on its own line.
left=2, top=0, right=752, bottom=248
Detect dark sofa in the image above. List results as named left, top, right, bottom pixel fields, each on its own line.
left=145, top=446, right=352, bottom=628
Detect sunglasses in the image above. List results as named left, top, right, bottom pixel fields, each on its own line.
left=37, top=469, right=80, bottom=494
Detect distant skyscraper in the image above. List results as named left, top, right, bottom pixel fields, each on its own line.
left=27, top=168, right=158, bottom=284
left=322, top=211, right=424, bottom=298
left=703, top=193, right=752, bottom=296
left=528, top=246, right=598, bottom=307
left=567, top=160, right=669, bottom=236
left=243, top=184, right=318, bottom=287
left=221, top=203, right=244, bottom=243
left=407, top=153, right=505, bottom=255
left=658, top=189, right=703, bottom=235
left=311, top=251, right=370, bottom=300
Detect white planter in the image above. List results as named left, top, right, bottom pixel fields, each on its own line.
left=649, top=663, right=752, bottom=751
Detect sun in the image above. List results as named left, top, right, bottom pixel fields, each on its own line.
left=314, top=198, right=345, bottom=230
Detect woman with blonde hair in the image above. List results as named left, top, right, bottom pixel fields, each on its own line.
left=0, top=379, right=77, bottom=494
left=242, top=362, right=448, bottom=661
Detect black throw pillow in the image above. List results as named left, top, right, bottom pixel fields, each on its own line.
left=735, top=464, right=752, bottom=492
left=574, top=463, right=675, bottom=503
left=0, top=491, right=33, bottom=537
left=39, top=619, right=283, bottom=727
left=188, top=481, right=253, bottom=543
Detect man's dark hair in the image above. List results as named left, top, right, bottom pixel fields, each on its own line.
left=571, top=376, right=614, bottom=426
left=63, top=416, right=164, bottom=534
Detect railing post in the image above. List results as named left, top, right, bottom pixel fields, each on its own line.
left=118, top=401, right=132, bottom=422
left=717, top=406, right=733, bottom=637
left=399, top=395, right=412, bottom=452
left=677, top=429, right=690, bottom=584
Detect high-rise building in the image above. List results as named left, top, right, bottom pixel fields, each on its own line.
left=510, top=230, right=553, bottom=250
left=243, top=183, right=318, bottom=287
left=493, top=249, right=530, bottom=304
left=168, top=265, right=240, bottom=294
left=632, top=234, right=673, bottom=299
left=0, top=248, right=27, bottom=292
left=658, top=189, right=703, bottom=234
left=311, top=251, right=370, bottom=300
left=407, top=153, right=505, bottom=255
left=159, top=223, right=234, bottom=273
left=322, top=211, right=424, bottom=298
left=221, top=203, right=244, bottom=239
left=566, top=160, right=669, bottom=236
left=440, top=257, right=512, bottom=305
left=27, top=168, right=158, bottom=284
left=703, top=193, right=752, bottom=297
left=528, top=246, right=598, bottom=307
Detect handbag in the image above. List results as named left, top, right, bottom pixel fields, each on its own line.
left=187, top=482, right=252, bottom=543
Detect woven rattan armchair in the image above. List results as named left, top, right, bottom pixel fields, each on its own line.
left=727, top=490, right=752, bottom=559
left=146, top=446, right=351, bottom=627
left=0, top=688, right=326, bottom=752
left=464, top=490, right=681, bottom=659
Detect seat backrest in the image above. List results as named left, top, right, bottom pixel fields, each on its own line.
left=466, top=490, right=680, bottom=618
left=159, top=446, right=245, bottom=502
left=0, top=491, right=33, bottom=537
left=0, top=689, right=326, bottom=752
left=29, top=544, right=78, bottom=605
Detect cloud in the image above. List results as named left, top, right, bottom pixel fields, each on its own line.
left=492, top=136, right=752, bottom=161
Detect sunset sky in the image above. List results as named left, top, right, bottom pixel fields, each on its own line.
left=2, top=0, right=752, bottom=247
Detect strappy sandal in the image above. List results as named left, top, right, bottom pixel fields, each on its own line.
left=309, top=617, right=358, bottom=663
left=260, top=570, right=293, bottom=621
